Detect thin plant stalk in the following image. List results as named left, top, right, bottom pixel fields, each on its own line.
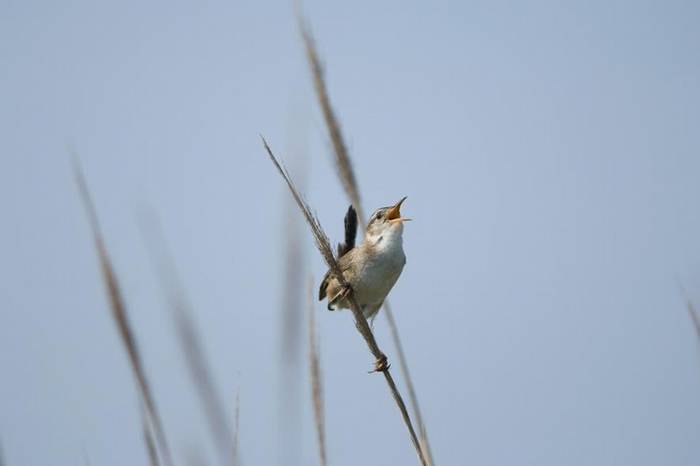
left=686, top=299, right=700, bottom=343
left=281, top=204, right=305, bottom=362
left=298, top=24, right=365, bottom=225
left=298, top=21, right=435, bottom=465
left=74, top=161, right=174, bottom=466
left=139, top=216, right=237, bottom=466
left=279, top=139, right=308, bottom=365
left=383, top=302, right=434, bottom=463
left=307, top=276, right=327, bottom=466
left=140, top=403, right=161, bottom=466
left=277, top=183, right=305, bottom=466
left=261, top=138, right=427, bottom=466
left=233, top=389, right=240, bottom=464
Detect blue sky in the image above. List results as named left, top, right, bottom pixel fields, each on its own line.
left=2, top=1, right=700, bottom=465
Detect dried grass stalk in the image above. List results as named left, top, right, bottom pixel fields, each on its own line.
left=298, top=20, right=435, bottom=466
left=383, top=301, right=434, bottom=462
left=298, top=23, right=365, bottom=225
left=185, top=448, right=208, bottom=466
left=139, top=217, right=237, bottom=466
left=232, top=389, right=240, bottom=464
left=140, top=403, right=160, bottom=466
left=261, top=137, right=427, bottom=466
left=307, top=276, right=327, bottom=466
left=73, top=162, right=173, bottom=466
left=686, top=299, right=700, bottom=342
left=281, top=208, right=305, bottom=362
left=174, top=306, right=236, bottom=466
left=277, top=192, right=305, bottom=465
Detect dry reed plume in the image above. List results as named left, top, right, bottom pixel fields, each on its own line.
left=298, top=19, right=435, bottom=465
left=233, top=389, right=240, bottom=463
left=261, top=137, right=427, bottom=466
left=307, top=276, right=327, bottom=466
left=281, top=216, right=305, bottom=361
left=298, top=25, right=365, bottom=226
left=73, top=161, right=174, bottom=466
left=140, top=403, right=161, bottom=466
left=139, top=216, right=238, bottom=466
left=280, top=171, right=307, bottom=365
left=685, top=299, right=700, bottom=343
left=278, top=185, right=306, bottom=465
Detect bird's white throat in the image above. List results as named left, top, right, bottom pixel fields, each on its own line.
left=365, top=222, right=404, bottom=253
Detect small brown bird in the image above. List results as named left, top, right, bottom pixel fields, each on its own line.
left=319, top=197, right=411, bottom=321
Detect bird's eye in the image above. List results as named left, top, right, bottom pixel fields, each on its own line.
left=376, top=212, right=383, bottom=220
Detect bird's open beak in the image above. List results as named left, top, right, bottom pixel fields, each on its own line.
left=386, top=196, right=412, bottom=223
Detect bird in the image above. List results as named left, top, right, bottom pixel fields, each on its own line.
left=318, top=197, right=411, bottom=322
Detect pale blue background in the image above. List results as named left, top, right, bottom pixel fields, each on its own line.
left=2, top=1, right=700, bottom=465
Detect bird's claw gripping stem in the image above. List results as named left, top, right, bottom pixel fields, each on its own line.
left=329, top=283, right=353, bottom=309
left=340, top=284, right=352, bottom=299
left=370, top=353, right=390, bottom=373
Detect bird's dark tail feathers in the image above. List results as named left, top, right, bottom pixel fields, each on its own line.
left=337, top=205, right=358, bottom=257
left=320, top=205, right=357, bottom=303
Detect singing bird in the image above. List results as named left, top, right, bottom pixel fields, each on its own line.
left=319, top=197, right=411, bottom=321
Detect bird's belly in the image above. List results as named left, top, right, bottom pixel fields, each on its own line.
left=352, top=252, right=405, bottom=306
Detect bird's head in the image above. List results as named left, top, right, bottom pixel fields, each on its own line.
left=365, top=197, right=411, bottom=243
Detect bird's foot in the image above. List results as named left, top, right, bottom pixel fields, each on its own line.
left=329, top=284, right=353, bottom=308
left=369, top=353, right=390, bottom=373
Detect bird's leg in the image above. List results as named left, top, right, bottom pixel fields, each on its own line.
left=331, top=284, right=388, bottom=374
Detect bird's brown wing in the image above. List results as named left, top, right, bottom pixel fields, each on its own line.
left=318, top=269, right=331, bottom=301
left=317, top=250, right=356, bottom=301
left=321, top=205, right=359, bottom=301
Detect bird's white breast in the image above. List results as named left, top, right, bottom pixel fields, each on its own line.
left=354, top=225, right=406, bottom=306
